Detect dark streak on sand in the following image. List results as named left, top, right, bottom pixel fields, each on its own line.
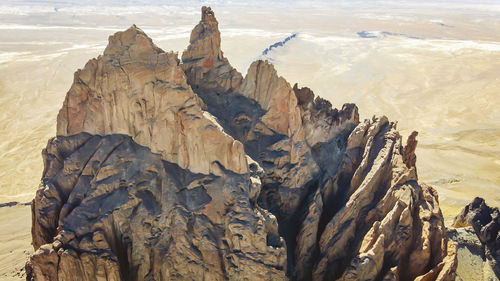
left=357, top=30, right=422, bottom=39
left=437, top=22, right=455, bottom=28
left=262, top=33, right=298, bottom=56
left=0, top=201, right=31, bottom=208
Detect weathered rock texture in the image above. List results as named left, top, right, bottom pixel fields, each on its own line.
left=181, top=6, right=242, bottom=94
left=28, top=6, right=457, bottom=281
left=447, top=227, right=498, bottom=281
left=450, top=197, right=500, bottom=280
left=27, top=133, right=286, bottom=281
left=56, top=24, right=247, bottom=176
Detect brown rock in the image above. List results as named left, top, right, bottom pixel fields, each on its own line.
left=236, top=60, right=318, bottom=191
left=294, top=187, right=323, bottom=281
left=181, top=6, right=242, bottom=93
left=403, top=130, right=418, bottom=169
left=56, top=24, right=248, bottom=175
left=293, top=83, right=359, bottom=147
left=28, top=7, right=458, bottom=281
left=447, top=226, right=499, bottom=281
left=239, top=60, right=304, bottom=139
left=293, top=84, right=315, bottom=109
left=427, top=241, right=458, bottom=281
left=311, top=118, right=455, bottom=281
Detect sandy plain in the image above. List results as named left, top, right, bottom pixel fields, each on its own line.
left=0, top=0, right=499, bottom=279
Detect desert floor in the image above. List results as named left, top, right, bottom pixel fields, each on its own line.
left=1, top=1, right=499, bottom=279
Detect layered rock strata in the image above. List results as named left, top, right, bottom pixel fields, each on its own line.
left=28, top=6, right=457, bottom=281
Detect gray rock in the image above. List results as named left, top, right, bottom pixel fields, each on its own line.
left=28, top=133, right=286, bottom=281
left=451, top=197, right=500, bottom=280
left=448, top=227, right=499, bottom=281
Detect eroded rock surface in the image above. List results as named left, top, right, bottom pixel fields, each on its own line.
left=181, top=6, right=242, bottom=94
left=56, top=24, right=247, bottom=176
left=307, top=117, right=456, bottom=281
left=28, top=6, right=457, bottom=281
left=28, top=134, right=286, bottom=281
left=451, top=197, right=500, bottom=280
left=447, top=227, right=498, bottom=281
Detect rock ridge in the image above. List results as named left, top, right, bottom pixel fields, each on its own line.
left=28, top=133, right=286, bottom=281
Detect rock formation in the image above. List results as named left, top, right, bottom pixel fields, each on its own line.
left=447, top=227, right=498, bottom=281
left=449, top=197, right=500, bottom=280
left=181, top=6, right=242, bottom=94
left=56, top=24, right=248, bottom=176
left=28, top=134, right=286, bottom=281
left=28, top=6, right=458, bottom=281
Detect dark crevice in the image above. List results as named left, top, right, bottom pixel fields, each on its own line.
left=109, top=214, right=132, bottom=281
left=319, top=124, right=395, bottom=280
left=258, top=179, right=320, bottom=278
left=186, top=81, right=364, bottom=280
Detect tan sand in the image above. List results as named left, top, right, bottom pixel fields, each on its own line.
left=0, top=205, right=31, bottom=280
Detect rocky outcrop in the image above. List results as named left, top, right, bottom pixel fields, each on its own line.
left=403, top=131, right=418, bottom=170
left=28, top=6, right=457, bottom=281
left=308, top=117, right=456, bottom=281
left=293, top=83, right=358, bottom=148
left=447, top=227, right=498, bottom=281
left=28, top=134, right=286, bottom=281
left=181, top=6, right=242, bottom=93
left=56, top=24, right=248, bottom=176
left=238, top=60, right=303, bottom=139
left=450, top=197, right=500, bottom=280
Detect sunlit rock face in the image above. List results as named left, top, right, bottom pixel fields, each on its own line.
left=56, top=24, right=248, bottom=176
left=181, top=6, right=243, bottom=94
left=28, top=6, right=457, bottom=281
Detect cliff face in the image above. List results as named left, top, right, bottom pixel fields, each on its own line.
left=56, top=25, right=248, bottom=176
left=28, top=6, right=457, bottom=281
left=28, top=134, right=286, bottom=281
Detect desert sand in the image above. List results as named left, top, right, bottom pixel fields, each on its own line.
left=0, top=204, right=31, bottom=280
left=0, top=0, right=499, bottom=279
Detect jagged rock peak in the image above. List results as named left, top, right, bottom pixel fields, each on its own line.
left=293, top=83, right=359, bottom=146
left=238, top=60, right=304, bottom=138
left=56, top=24, right=248, bottom=175
left=104, top=24, right=164, bottom=57
left=293, top=83, right=316, bottom=110
left=403, top=130, right=418, bottom=170
left=189, top=6, right=220, bottom=51
left=201, top=6, right=217, bottom=25
left=182, top=6, right=243, bottom=93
